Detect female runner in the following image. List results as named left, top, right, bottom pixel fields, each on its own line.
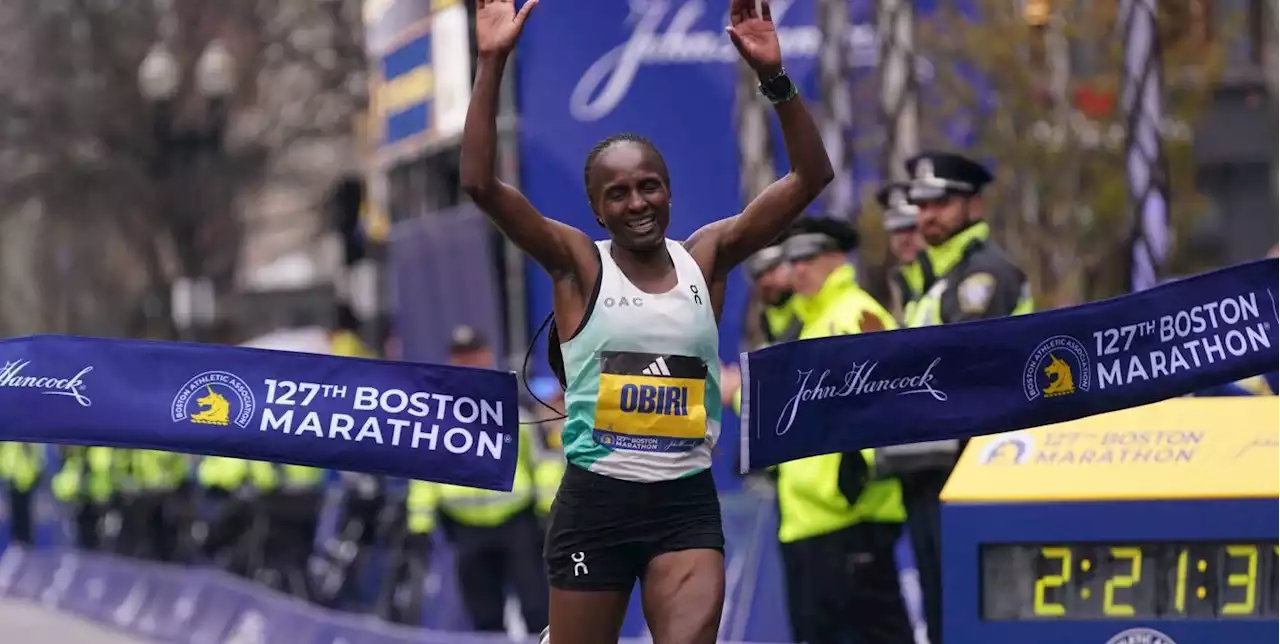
left=460, top=1, right=833, bottom=642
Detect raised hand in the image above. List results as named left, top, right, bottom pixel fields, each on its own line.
left=475, top=0, right=538, bottom=57
left=724, top=0, right=782, bottom=76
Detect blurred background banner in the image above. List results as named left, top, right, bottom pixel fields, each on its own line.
left=367, top=0, right=472, bottom=166
left=391, top=203, right=507, bottom=366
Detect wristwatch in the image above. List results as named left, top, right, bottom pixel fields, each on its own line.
left=758, top=68, right=798, bottom=104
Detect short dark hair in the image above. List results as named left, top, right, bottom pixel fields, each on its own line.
left=582, top=132, right=671, bottom=198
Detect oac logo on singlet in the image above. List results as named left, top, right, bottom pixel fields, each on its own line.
left=595, top=351, right=707, bottom=453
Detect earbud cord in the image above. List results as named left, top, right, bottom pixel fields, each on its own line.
left=519, top=311, right=567, bottom=425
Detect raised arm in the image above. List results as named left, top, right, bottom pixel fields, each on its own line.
left=460, top=0, right=588, bottom=279
left=689, top=0, right=833, bottom=278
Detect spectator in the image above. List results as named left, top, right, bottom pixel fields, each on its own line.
left=771, top=217, right=913, bottom=644
left=401, top=326, right=550, bottom=634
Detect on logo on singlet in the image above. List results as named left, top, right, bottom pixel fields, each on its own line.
left=595, top=351, right=707, bottom=453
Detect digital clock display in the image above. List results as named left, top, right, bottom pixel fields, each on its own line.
left=981, top=542, right=1279, bottom=620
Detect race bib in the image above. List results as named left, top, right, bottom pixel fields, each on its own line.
left=595, top=351, right=708, bottom=453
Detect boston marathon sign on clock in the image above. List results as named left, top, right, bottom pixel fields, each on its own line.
left=940, top=396, right=1278, bottom=644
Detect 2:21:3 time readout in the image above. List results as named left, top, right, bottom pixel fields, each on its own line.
left=981, top=542, right=1279, bottom=620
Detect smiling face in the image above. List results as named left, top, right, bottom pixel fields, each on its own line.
left=586, top=139, right=671, bottom=252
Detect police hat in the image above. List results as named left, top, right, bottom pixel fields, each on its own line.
left=744, top=245, right=787, bottom=282
left=875, top=182, right=918, bottom=233
left=449, top=325, right=488, bottom=353
left=783, top=216, right=859, bottom=261
left=905, top=151, right=993, bottom=201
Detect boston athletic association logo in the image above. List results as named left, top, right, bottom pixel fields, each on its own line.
left=977, top=432, right=1036, bottom=466
left=1105, top=627, right=1177, bottom=644
left=1023, top=335, right=1091, bottom=402
left=171, top=371, right=256, bottom=428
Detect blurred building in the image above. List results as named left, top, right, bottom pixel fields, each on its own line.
left=0, top=0, right=367, bottom=341
left=1189, top=0, right=1278, bottom=263
left=230, top=0, right=369, bottom=339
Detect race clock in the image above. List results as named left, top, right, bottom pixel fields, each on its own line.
left=941, top=396, right=1279, bottom=643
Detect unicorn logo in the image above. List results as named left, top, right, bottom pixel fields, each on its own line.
left=190, top=385, right=231, bottom=426
left=1042, top=353, right=1076, bottom=397
left=171, top=371, right=257, bottom=429
left=1022, top=335, right=1091, bottom=402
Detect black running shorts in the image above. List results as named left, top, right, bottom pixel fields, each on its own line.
left=544, top=463, right=725, bottom=591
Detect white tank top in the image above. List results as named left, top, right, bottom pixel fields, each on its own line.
left=558, top=239, right=722, bottom=482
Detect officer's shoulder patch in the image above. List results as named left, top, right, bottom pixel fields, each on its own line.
left=957, top=272, right=996, bottom=314
left=858, top=309, right=886, bottom=333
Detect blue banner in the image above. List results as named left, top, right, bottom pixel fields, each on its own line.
left=518, top=0, right=743, bottom=372
left=517, top=0, right=903, bottom=374
left=740, top=259, right=1280, bottom=471
left=0, top=336, right=519, bottom=491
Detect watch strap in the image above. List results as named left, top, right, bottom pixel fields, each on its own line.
left=758, top=68, right=798, bottom=104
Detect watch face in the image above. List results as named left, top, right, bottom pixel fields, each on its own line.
left=771, top=75, right=792, bottom=93
left=762, top=73, right=792, bottom=100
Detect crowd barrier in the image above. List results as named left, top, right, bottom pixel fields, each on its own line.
left=0, top=492, right=926, bottom=644
left=0, top=597, right=154, bottom=644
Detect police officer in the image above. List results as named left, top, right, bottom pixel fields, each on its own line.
left=256, top=461, right=327, bottom=599
left=196, top=456, right=260, bottom=577
left=411, top=326, right=549, bottom=634
left=0, top=442, right=46, bottom=545
left=110, top=449, right=191, bottom=561
left=876, top=182, right=926, bottom=322
left=724, top=241, right=805, bottom=409
left=882, top=151, right=1034, bottom=644
left=380, top=476, right=435, bottom=625
left=746, top=242, right=805, bottom=347
left=770, top=217, right=914, bottom=644
left=51, top=445, right=114, bottom=550
left=722, top=241, right=806, bottom=486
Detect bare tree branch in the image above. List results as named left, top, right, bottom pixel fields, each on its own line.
left=0, top=0, right=366, bottom=337
left=854, top=0, right=1228, bottom=308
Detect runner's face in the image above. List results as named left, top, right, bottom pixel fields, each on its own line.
left=589, top=142, right=671, bottom=251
